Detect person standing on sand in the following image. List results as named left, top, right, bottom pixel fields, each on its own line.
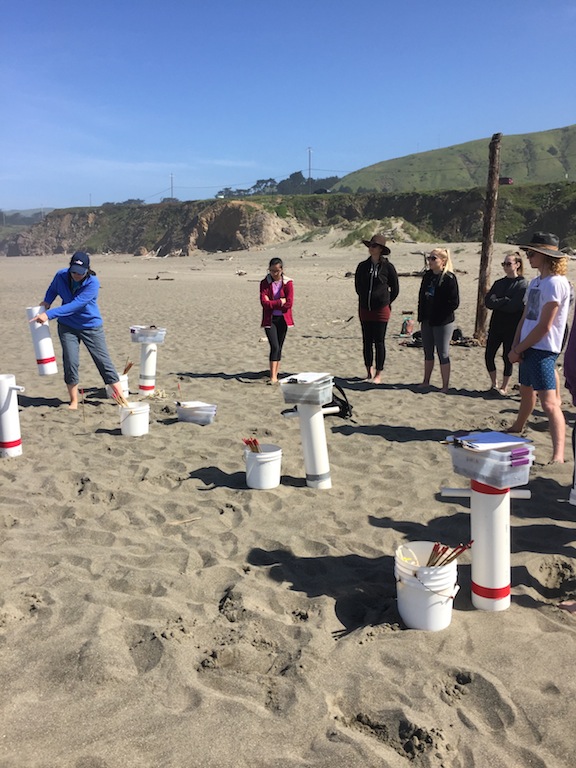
left=484, top=251, right=528, bottom=395
left=354, top=234, right=399, bottom=384
left=29, top=252, right=124, bottom=410
left=559, top=318, right=576, bottom=613
left=417, top=248, right=459, bottom=393
left=507, top=233, right=570, bottom=463
left=260, top=257, right=294, bottom=384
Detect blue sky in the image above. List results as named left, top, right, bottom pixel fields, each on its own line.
left=2, top=0, right=575, bottom=210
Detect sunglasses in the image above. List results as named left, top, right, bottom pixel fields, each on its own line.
left=426, top=255, right=438, bottom=261
left=368, top=243, right=381, bottom=248
left=501, top=261, right=516, bottom=267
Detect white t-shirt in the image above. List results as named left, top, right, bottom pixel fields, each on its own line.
left=520, top=274, right=570, bottom=353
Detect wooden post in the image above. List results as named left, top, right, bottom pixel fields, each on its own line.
left=474, top=132, right=502, bottom=343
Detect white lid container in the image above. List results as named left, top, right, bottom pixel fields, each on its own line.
left=449, top=445, right=533, bottom=488
left=279, top=372, right=333, bottom=406
left=130, top=325, right=167, bottom=344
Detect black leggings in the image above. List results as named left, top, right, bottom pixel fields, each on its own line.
left=265, top=316, right=288, bottom=361
left=360, top=320, right=389, bottom=371
left=485, top=325, right=516, bottom=378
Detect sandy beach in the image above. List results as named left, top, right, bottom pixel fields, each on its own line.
left=2, top=232, right=576, bottom=768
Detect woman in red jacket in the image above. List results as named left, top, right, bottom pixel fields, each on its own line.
left=260, top=258, right=294, bottom=384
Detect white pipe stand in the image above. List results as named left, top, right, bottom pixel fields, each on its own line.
left=297, top=403, right=332, bottom=489
left=441, top=481, right=531, bottom=611
left=283, top=404, right=338, bottom=489
left=26, top=306, right=58, bottom=375
left=0, top=374, right=25, bottom=458
left=139, top=342, right=157, bottom=395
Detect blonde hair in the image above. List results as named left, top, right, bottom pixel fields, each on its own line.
left=547, top=255, right=568, bottom=276
left=430, top=248, right=453, bottom=284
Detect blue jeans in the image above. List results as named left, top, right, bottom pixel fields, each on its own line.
left=57, top=322, right=119, bottom=386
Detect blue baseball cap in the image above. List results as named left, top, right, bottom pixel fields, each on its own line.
left=69, top=252, right=90, bottom=276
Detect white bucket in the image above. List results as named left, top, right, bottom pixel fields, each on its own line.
left=119, top=401, right=150, bottom=437
left=107, top=374, right=129, bottom=400
left=245, top=444, right=282, bottom=489
left=394, top=540, right=459, bottom=631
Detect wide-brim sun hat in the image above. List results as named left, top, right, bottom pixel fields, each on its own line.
left=362, top=233, right=391, bottom=255
left=516, top=232, right=564, bottom=259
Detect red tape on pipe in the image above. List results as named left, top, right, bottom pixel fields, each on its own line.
left=0, top=438, right=22, bottom=449
left=471, top=479, right=509, bottom=495
left=471, top=581, right=510, bottom=599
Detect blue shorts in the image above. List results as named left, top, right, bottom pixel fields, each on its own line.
left=518, top=348, right=558, bottom=391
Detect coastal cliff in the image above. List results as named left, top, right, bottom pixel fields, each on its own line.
left=3, top=184, right=575, bottom=257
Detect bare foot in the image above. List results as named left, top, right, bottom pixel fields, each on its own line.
left=558, top=600, right=576, bottom=613
left=372, top=376, right=382, bottom=385
left=416, top=382, right=431, bottom=390
left=505, top=425, right=522, bottom=434
left=68, top=402, right=78, bottom=410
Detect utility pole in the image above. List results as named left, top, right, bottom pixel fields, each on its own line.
left=170, top=174, right=174, bottom=198
left=307, top=147, right=312, bottom=194
left=474, top=132, right=502, bottom=344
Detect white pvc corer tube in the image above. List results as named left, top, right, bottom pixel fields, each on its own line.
left=26, top=306, right=58, bottom=375
left=0, top=374, right=25, bottom=458
left=139, top=342, right=157, bottom=395
left=296, top=403, right=332, bottom=489
left=470, top=479, right=511, bottom=611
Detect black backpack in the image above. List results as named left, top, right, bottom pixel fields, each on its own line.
left=326, top=384, right=353, bottom=419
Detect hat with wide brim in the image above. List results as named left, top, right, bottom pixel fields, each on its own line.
left=362, top=234, right=391, bottom=255
left=516, top=232, right=565, bottom=259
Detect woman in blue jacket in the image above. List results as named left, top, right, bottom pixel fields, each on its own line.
left=30, top=252, right=123, bottom=409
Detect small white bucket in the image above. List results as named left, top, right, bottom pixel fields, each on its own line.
left=395, top=540, right=459, bottom=631
left=107, top=374, right=130, bottom=400
left=245, top=444, right=282, bottom=489
left=120, top=401, right=150, bottom=437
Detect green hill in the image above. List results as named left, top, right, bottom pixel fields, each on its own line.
left=334, top=125, right=576, bottom=194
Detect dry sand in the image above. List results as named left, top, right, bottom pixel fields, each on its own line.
left=2, top=233, right=576, bottom=768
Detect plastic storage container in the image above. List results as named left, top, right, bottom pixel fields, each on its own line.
left=279, top=372, right=333, bottom=406
left=449, top=444, right=534, bottom=488
left=130, top=325, right=167, bottom=344
left=176, top=401, right=217, bottom=425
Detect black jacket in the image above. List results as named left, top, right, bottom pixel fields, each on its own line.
left=417, top=269, right=459, bottom=326
left=485, top=275, right=528, bottom=329
left=355, top=257, right=399, bottom=311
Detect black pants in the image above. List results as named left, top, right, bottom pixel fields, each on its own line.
left=361, top=320, right=389, bottom=371
left=485, top=324, right=516, bottom=378
left=265, top=316, right=288, bottom=361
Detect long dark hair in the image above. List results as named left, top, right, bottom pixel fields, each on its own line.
left=269, top=257, right=283, bottom=270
